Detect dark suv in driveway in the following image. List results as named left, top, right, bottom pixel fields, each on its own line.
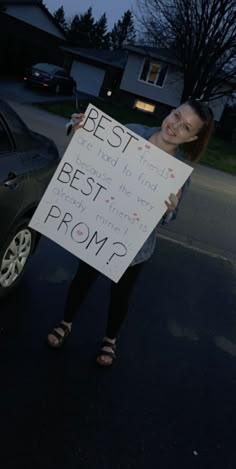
left=24, top=63, right=77, bottom=95
left=0, top=98, right=60, bottom=298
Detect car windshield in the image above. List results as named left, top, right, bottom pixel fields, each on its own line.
left=33, top=63, right=63, bottom=74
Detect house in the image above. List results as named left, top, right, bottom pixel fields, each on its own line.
left=120, top=45, right=229, bottom=121
left=64, top=44, right=230, bottom=121
left=0, top=0, right=66, bottom=73
left=62, top=47, right=128, bottom=98
left=119, top=45, right=180, bottom=118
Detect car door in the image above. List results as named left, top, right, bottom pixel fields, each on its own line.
left=0, top=117, right=30, bottom=243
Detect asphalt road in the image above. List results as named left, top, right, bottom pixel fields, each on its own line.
left=1, top=236, right=236, bottom=469
left=1, top=79, right=236, bottom=469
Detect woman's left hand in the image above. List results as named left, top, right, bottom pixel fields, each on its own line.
left=165, top=189, right=182, bottom=212
left=71, top=113, right=86, bottom=131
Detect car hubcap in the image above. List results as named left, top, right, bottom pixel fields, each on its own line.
left=0, top=229, right=32, bottom=288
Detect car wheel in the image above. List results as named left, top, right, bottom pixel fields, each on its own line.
left=55, top=84, right=61, bottom=94
left=0, top=221, right=36, bottom=298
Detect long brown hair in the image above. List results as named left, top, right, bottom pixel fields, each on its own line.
left=183, top=100, right=214, bottom=162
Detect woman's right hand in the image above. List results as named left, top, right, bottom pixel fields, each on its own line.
left=71, top=113, right=85, bottom=131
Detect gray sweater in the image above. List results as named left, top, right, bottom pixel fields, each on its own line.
left=125, top=123, right=190, bottom=266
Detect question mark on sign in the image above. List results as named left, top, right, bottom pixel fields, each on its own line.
left=106, top=242, right=128, bottom=265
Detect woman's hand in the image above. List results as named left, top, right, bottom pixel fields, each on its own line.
left=165, top=189, right=182, bottom=213
left=71, top=113, right=86, bottom=131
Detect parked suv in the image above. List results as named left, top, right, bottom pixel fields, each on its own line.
left=0, top=98, right=60, bottom=298
left=24, top=63, right=77, bottom=95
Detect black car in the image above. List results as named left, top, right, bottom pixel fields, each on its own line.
left=0, top=98, right=60, bottom=298
left=24, top=62, right=77, bottom=95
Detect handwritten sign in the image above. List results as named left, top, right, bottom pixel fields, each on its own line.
left=29, top=104, right=193, bottom=282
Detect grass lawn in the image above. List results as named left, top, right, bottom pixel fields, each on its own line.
left=36, top=98, right=236, bottom=175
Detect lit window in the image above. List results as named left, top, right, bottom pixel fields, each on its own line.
left=134, top=101, right=155, bottom=113
left=139, top=59, right=168, bottom=87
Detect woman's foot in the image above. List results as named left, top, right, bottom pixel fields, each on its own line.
left=47, top=321, right=72, bottom=348
left=96, top=337, right=117, bottom=367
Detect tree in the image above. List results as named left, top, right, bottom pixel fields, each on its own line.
left=136, top=0, right=236, bottom=102
left=92, top=13, right=110, bottom=49
left=91, top=13, right=110, bottom=49
left=110, top=10, right=136, bottom=49
left=67, top=14, right=80, bottom=44
left=53, top=5, right=68, bottom=32
left=67, top=7, right=95, bottom=46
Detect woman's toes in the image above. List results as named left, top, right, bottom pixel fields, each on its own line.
left=47, top=333, right=58, bottom=346
left=101, top=354, right=111, bottom=364
left=97, top=355, right=112, bottom=366
left=47, top=327, right=63, bottom=346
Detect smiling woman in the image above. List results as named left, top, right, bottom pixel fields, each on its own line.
left=150, top=100, right=214, bottom=162
left=46, top=100, right=214, bottom=367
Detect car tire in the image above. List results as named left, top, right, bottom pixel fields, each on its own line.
left=55, top=84, right=61, bottom=94
left=0, top=220, right=36, bottom=299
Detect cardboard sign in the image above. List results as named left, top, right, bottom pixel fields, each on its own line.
left=29, top=104, right=193, bottom=282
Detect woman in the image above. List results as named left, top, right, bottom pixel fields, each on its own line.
left=47, top=100, right=214, bottom=366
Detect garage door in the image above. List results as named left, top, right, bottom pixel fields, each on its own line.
left=71, top=61, right=105, bottom=96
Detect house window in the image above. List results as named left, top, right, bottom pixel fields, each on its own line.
left=134, top=100, right=156, bottom=113
left=139, top=59, right=168, bottom=87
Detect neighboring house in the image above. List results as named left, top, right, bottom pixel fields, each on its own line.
left=62, top=47, right=128, bottom=98
left=120, top=45, right=229, bottom=121
left=64, top=44, right=230, bottom=121
left=119, top=45, right=179, bottom=117
left=0, top=0, right=66, bottom=73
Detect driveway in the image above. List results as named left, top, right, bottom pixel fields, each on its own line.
left=0, top=78, right=92, bottom=156
left=0, top=77, right=91, bottom=105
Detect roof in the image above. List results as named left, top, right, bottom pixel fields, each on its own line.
left=4, top=0, right=66, bottom=38
left=3, top=0, right=42, bottom=4
left=124, top=45, right=180, bottom=67
left=62, top=47, right=128, bottom=69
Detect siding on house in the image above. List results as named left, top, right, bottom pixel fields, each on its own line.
left=5, top=5, right=65, bottom=39
left=120, top=53, right=183, bottom=107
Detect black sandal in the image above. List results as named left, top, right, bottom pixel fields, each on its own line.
left=96, top=339, right=117, bottom=367
left=47, top=322, right=71, bottom=349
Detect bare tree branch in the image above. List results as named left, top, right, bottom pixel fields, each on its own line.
left=135, top=0, right=236, bottom=102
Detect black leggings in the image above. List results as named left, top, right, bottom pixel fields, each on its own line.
left=64, top=261, right=143, bottom=339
